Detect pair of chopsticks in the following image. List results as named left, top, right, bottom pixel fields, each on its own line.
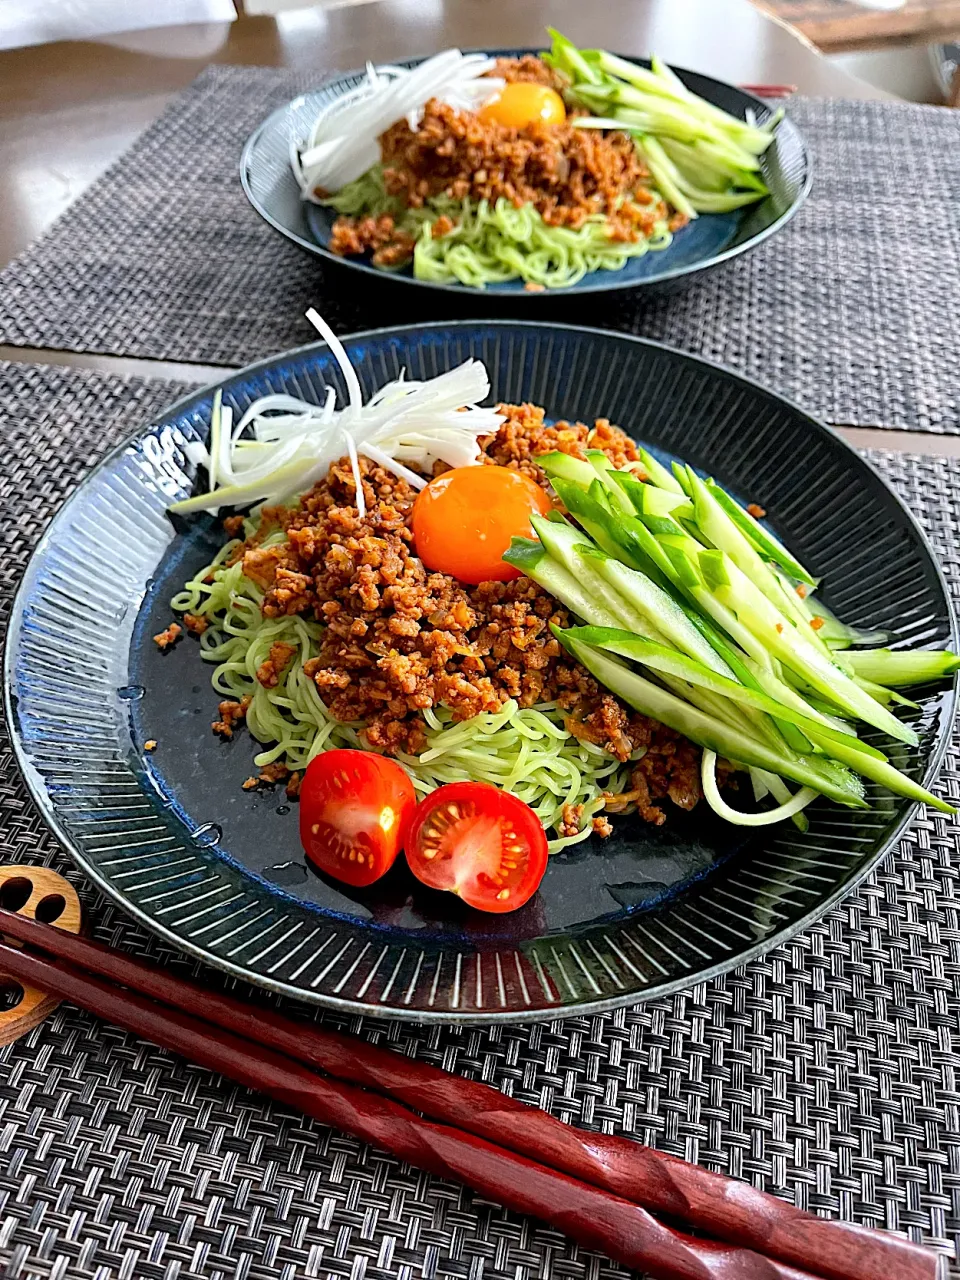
left=0, top=908, right=938, bottom=1280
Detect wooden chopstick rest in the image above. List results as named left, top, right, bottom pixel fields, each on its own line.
left=0, top=865, right=81, bottom=1045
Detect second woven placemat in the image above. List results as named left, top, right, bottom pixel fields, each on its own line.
left=0, top=360, right=959, bottom=1280
left=0, top=69, right=959, bottom=431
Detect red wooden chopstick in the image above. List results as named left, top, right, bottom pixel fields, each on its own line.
left=739, top=84, right=797, bottom=97
left=0, top=936, right=817, bottom=1280
left=0, top=910, right=940, bottom=1280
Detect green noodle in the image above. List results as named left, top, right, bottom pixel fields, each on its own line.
left=172, top=528, right=635, bottom=851
left=323, top=165, right=673, bottom=290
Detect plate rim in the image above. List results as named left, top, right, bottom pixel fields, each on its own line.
left=239, top=49, right=812, bottom=298
left=5, top=319, right=956, bottom=1023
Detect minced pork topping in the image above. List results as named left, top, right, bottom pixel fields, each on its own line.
left=195, top=403, right=702, bottom=824
left=328, top=57, right=683, bottom=270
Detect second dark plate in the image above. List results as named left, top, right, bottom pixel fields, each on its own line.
left=240, top=50, right=810, bottom=298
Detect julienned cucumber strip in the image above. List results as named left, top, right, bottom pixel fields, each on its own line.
left=847, top=649, right=960, bottom=687
left=704, top=479, right=816, bottom=586
left=608, top=468, right=693, bottom=523
left=503, top=537, right=623, bottom=629
left=672, top=462, right=692, bottom=495
left=754, top=768, right=810, bottom=833
left=702, top=549, right=920, bottom=747
left=556, top=632, right=867, bottom=809
left=640, top=138, right=765, bottom=215
left=542, top=534, right=760, bottom=735
left=565, top=626, right=887, bottom=762
left=542, top=458, right=654, bottom=556
left=579, top=551, right=734, bottom=677
left=548, top=479, right=635, bottom=564
left=521, top=566, right=947, bottom=815
left=661, top=137, right=765, bottom=190
left=578, top=543, right=778, bottom=753
left=586, top=471, right=638, bottom=525
left=686, top=468, right=826, bottom=646
left=550, top=31, right=777, bottom=212
left=522, top=517, right=754, bottom=727
left=674, top=553, right=781, bottom=672
left=607, top=469, right=647, bottom=514
left=536, top=451, right=597, bottom=489
left=523, top=522, right=722, bottom=716
left=543, top=27, right=602, bottom=86
left=740, top=655, right=849, bottom=735
left=587, top=54, right=775, bottom=154
left=852, top=676, right=920, bottom=709
left=637, top=447, right=684, bottom=494
left=680, top=604, right=755, bottom=683
left=523, top=449, right=956, bottom=795
left=639, top=484, right=694, bottom=521
left=804, top=729, right=953, bottom=814
left=545, top=456, right=691, bottom=591
left=793, top=593, right=890, bottom=650
left=589, top=453, right=696, bottom=522
left=676, top=605, right=808, bottom=751
left=528, top=517, right=657, bottom=637
left=551, top=479, right=675, bottom=586
left=634, top=137, right=697, bottom=221
left=518, top=529, right=755, bottom=734
left=674, top=602, right=809, bottom=753
left=585, top=448, right=615, bottom=478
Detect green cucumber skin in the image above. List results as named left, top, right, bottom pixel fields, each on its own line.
left=558, top=632, right=866, bottom=809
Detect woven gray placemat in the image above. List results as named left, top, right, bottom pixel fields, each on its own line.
left=1, top=69, right=959, bottom=431
left=1, top=360, right=960, bottom=1278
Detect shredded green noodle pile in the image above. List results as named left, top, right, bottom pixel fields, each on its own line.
left=324, top=166, right=673, bottom=290
left=172, top=529, right=635, bottom=851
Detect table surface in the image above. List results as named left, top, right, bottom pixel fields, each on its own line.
left=1, top=0, right=953, bottom=457
left=0, top=14, right=958, bottom=1269
left=755, top=0, right=960, bottom=53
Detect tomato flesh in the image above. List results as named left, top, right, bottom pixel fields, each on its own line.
left=412, top=465, right=553, bottom=584
left=404, top=782, right=548, bottom=913
left=300, top=749, right=416, bottom=888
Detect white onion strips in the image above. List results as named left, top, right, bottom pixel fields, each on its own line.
left=170, top=308, right=504, bottom=517
left=292, top=50, right=503, bottom=198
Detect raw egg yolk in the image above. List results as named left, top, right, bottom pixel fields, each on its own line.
left=478, top=83, right=566, bottom=130
left=412, top=465, right=554, bottom=584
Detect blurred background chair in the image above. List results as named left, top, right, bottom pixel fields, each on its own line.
left=753, top=0, right=960, bottom=101
left=0, top=0, right=236, bottom=51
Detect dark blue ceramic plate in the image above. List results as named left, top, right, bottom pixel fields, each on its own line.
left=240, top=51, right=810, bottom=298
left=6, top=323, right=954, bottom=1022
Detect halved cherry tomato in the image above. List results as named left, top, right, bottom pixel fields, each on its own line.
left=404, top=782, right=548, bottom=913
left=300, top=749, right=416, bottom=888
left=479, top=83, right=566, bottom=130
left=412, top=465, right=553, bottom=584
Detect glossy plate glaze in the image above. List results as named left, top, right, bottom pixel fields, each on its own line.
left=240, top=51, right=810, bottom=298
left=6, top=323, right=955, bottom=1022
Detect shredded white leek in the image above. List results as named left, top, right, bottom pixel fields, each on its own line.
left=170, top=308, right=504, bottom=516
left=293, top=51, right=503, bottom=197
left=702, top=750, right=816, bottom=827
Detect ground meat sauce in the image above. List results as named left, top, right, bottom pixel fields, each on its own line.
left=378, top=103, right=662, bottom=232
left=493, top=54, right=567, bottom=90
left=208, top=403, right=702, bottom=825
left=328, top=57, right=679, bottom=269
left=256, top=641, right=297, bottom=689
left=328, top=215, right=416, bottom=270
left=212, top=694, right=251, bottom=738
left=152, top=622, right=182, bottom=651
left=183, top=612, right=208, bottom=635
left=482, top=403, right=640, bottom=479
